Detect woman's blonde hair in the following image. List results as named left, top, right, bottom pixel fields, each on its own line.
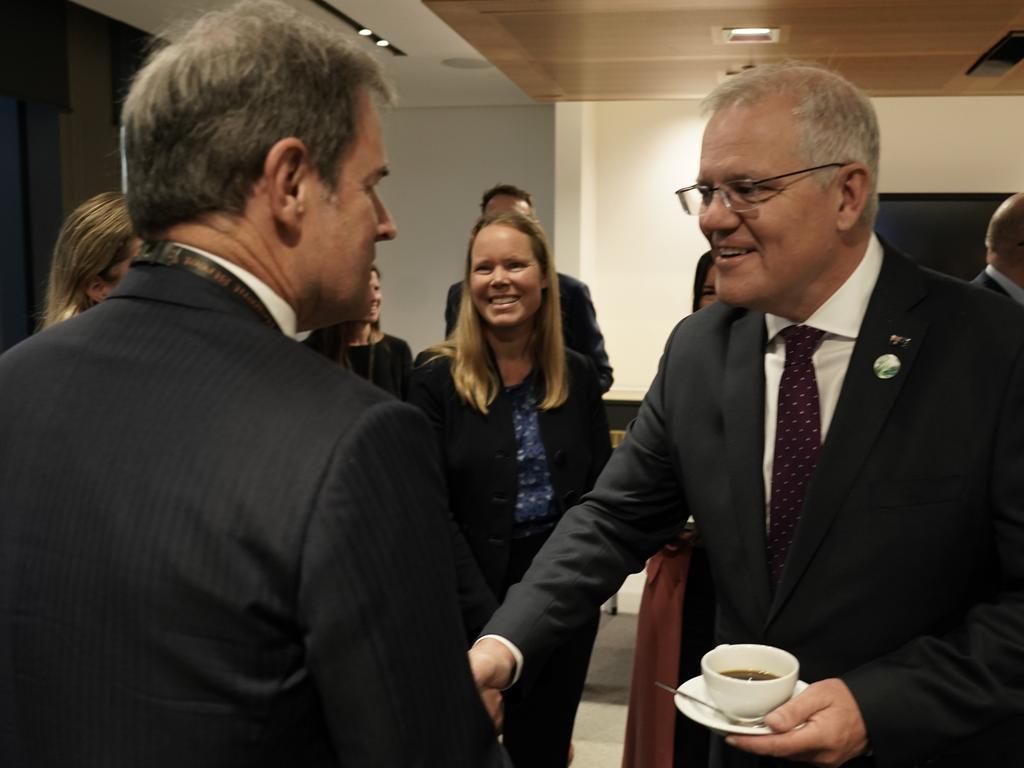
left=40, top=191, right=135, bottom=329
left=426, top=211, right=566, bottom=414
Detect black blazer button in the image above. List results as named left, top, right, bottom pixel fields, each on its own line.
left=495, top=449, right=507, bottom=459
left=553, top=449, right=567, bottom=467
left=492, top=492, right=507, bottom=502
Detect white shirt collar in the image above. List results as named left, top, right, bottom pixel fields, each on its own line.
left=985, top=264, right=1024, bottom=305
left=169, top=243, right=301, bottom=339
left=765, top=233, right=884, bottom=342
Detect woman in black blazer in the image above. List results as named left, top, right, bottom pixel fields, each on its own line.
left=306, top=265, right=413, bottom=398
left=409, top=210, right=610, bottom=768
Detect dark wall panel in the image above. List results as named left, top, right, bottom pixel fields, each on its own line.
left=0, top=0, right=69, bottom=109
left=875, top=194, right=1010, bottom=281
left=0, top=99, right=30, bottom=349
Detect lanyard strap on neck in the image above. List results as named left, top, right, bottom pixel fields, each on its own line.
left=136, top=241, right=279, bottom=331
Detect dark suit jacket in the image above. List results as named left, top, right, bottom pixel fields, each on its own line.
left=0, top=264, right=504, bottom=767
left=304, top=330, right=413, bottom=400
left=408, top=350, right=611, bottom=616
left=972, top=268, right=1012, bottom=298
left=483, top=246, right=1024, bottom=768
left=445, top=273, right=615, bottom=392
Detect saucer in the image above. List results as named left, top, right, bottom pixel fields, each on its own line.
left=674, top=675, right=809, bottom=736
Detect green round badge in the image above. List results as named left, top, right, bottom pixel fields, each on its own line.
left=873, top=353, right=901, bottom=380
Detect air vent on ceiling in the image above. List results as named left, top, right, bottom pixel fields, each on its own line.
left=966, top=31, right=1024, bottom=77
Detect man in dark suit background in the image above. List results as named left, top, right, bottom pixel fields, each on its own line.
left=0, top=1, right=504, bottom=765
left=444, top=184, right=615, bottom=392
left=972, top=191, right=1024, bottom=305
left=470, top=62, right=1024, bottom=768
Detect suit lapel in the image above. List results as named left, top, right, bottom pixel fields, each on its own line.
left=722, top=309, right=773, bottom=619
left=768, top=247, right=929, bottom=622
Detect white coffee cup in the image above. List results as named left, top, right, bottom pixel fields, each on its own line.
left=701, top=644, right=799, bottom=721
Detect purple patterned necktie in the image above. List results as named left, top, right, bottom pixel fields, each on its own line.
left=767, top=325, right=826, bottom=585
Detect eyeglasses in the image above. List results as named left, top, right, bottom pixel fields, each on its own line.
left=675, top=163, right=845, bottom=216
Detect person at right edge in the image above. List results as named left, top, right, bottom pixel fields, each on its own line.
left=470, top=61, right=1024, bottom=768
left=973, top=191, right=1024, bottom=305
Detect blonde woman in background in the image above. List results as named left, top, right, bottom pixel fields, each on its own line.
left=39, top=191, right=138, bottom=329
left=410, top=210, right=610, bottom=768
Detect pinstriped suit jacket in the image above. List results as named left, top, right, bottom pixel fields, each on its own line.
left=0, top=263, right=504, bottom=767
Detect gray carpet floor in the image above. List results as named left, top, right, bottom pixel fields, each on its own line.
left=572, top=612, right=637, bottom=767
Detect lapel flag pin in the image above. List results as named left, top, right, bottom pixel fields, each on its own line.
left=888, top=334, right=912, bottom=348
left=873, top=354, right=901, bottom=380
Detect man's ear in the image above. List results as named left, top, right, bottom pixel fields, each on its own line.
left=263, top=137, right=312, bottom=230
left=84, top=277, right=109, bottom=305
left=836, top=163, right=870, bottom=232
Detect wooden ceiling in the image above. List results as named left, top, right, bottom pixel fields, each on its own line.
left=423, top=0, right=1024, bottom=100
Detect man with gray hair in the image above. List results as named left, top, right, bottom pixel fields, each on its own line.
left=471, top=62, right=1024, bottom=768
left=0, top=1, right=504, bottom=765
left=973, top=192, right=1024, bottom=304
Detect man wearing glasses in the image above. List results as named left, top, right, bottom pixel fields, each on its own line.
left=973, top=192, right=1024, bottom=305
left=471, top=61, right=1024, bottom=768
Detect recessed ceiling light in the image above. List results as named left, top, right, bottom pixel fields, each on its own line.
left=305, top=0, right=405, bottom=55
left=724, top=27, right=779, bottom=44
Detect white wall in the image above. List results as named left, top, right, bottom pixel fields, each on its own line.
left=557, top=96, right=1024, bottom=399
left=378, top=105, right=554, bottom=358
left=873, top=97, right=1024, bottom=192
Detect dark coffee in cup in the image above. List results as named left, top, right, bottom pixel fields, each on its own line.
left=720, top=669, right=779, bottom=681
left=701, top=644, right=800, bottom=720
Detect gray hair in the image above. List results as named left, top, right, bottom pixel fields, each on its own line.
left=702, top=61, right=880, bottom=226
left=121, top=0, right=395, bottom=238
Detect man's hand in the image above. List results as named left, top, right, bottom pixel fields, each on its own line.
left=725, top=678, right=868, bottom=768
left=468, top=638, right=516, bottom=729
left=479, top=687, right=504, bottom=733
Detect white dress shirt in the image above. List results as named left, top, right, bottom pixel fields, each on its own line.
left=762, top=235, right=883, bottom=524
left=172, top=243, right=304, bottom=339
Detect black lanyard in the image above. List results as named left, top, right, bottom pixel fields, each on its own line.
left=135, top=241, right=280, bottom=331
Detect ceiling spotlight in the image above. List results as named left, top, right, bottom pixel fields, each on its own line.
left=305, top=1, right=405, bottom=55
left=724, top=27, right=779, bottom=44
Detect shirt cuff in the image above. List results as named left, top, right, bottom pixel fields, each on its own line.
left=474, top=634, right=524, bottom=688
